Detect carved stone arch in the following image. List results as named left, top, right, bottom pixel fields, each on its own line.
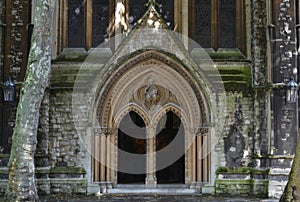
left=113, top=104, right=151, bottom=129
left=94, top=49, right=211, bottom=129
left=151, top=104, right=189, bottom=133
left=91, top=48, right=214, bottom=186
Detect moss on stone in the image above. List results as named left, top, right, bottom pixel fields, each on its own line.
left=0, top=169, right=8, bottom=175
left=216, top=166, right=251, bottom=174
left=217, top=64, right=252, bottom=91
left=216, top=166, right=269, bottom=175
left=35, top=169, right=49, bottom=174
left=0, top=154, right=10, bottom=158
left=215, top=178, right=269, bottom=197
left=49, top=167, right=86, bottom=174
left=0, top=167, right=88, bottom=175
left=207, top=50, right=248, bottom=61
left=216, top=179, right=252, bottom=184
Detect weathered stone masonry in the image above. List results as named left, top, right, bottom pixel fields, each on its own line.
left=0, top=0, right=298, bottom=198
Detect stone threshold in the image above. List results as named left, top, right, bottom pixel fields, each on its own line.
left=105, top=184, right=198, bottom=194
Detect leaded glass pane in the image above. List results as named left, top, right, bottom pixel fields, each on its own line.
left=194, top=0, right=211, bottom=48
left=157, top=0, right=174, bottom=29
left=68, top=0, right=85, bottom=47
left=92, top=0, right=109, bottom=47
left=129, top=0, right=148, bottom=28
left=129, top=0, right=174, bottom=29
left=219, top=0, right=236, bottom=48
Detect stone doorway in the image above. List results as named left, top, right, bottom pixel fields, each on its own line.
left=116, top=110, right=186, bottom=185
left=91, top=50, right=213, bottom=189
left=117, top=111, right=146, bottom=184
left=156, top=111, right=185, bottom=184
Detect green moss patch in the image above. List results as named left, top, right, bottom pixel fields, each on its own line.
left=216, top=64, right=252, bottom=91
left=50, top=167, right=86, bottom=174
left=207, top=50, right=248, bottom=61
left=215, top=179, right=269, bottom=197
left=35, top=167, right=87, bottom=175
left=216, top=166, right=269, bottom=175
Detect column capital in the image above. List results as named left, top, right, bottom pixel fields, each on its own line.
left=94, top=127, right=117, bottom=136
left=194, top=127, right=210, bottom=136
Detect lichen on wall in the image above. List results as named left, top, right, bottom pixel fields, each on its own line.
left=222, top=92, right=254, bottom=168
left=224, top=98, right=245, bottom=167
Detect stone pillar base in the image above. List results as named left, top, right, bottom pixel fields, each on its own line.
left=145, top=176, right=157, bottom=188
left=99, top=182, right=113, bottom=193
left=189, top=182, right=203, bottom=193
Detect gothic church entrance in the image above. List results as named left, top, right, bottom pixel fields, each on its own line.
left=117, top=111, right=185, bottom=185
left=117, top=111, right=146, bottom=184
left=91, top=2, right=212, bottom=190
left=156, top=111, right=185, bottom=184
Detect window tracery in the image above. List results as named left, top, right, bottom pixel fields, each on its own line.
left=57, top=0, right=246, bottom=54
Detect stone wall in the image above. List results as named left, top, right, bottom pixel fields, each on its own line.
left=44, top=89, right=90, bottom=194
left=3, top=0, right=31, bottom=80
left=49, top=90, right=83, bottom=168
left=0, top=0, right=32, bottom=155
left=251, top=0, right=270, bottom=166
left=0, top=0, right=3, bottom=80
left=0, top=0, right=296, bottom=199
left=215, top=167, right=269, bottom=197
left=0, top=87, right=90, bottom=195
left=222, top=91, right=254, bottom=168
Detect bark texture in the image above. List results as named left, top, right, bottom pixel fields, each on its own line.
left=280, top=135, right=300, bottom=202
left=4, top=0, right=56, bottom=201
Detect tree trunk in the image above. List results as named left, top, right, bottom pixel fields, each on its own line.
left=4, top=0, right=56, bottom=201
left=280, top=133, right=300, bottom=202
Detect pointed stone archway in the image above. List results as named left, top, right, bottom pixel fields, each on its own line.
left=117, top=111, right=147, bottom=184
left=92, top=49, right=212, bottom=189
left=155, top=111, right=185, bottom=184
left=70, top=1, right=225, bottom=193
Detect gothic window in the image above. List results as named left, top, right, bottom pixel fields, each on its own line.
left=193, top=0, right=211, bottom=48
left=191, top=0, right=246, bottom=52
left=67, top=0, right=85, bottom=47
left=156, top=0, right=174, bottom=29
left=219, top=0, right=237, bottom=48
left=129, top=0, right=174, bottom=29
left=59, top=0, right=245, bottom=53
left=129, top=0, right=148, bottom=28
left=92, top=0, right=110, bottom=47
left=58, top=0, right=111, bottom=51
left=59, top=0, right=175, bottom=52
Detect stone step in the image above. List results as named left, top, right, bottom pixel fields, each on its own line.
left=106, top=188, right=198, bottom=194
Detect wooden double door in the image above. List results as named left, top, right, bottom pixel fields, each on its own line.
left=117, top=111, right=184, bottom=184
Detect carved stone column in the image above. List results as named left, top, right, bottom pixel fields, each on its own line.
left=110, top=128, right=118, bottom=186
left=182, top=0, right=189, bottom=48
left=94, top=127, right=115, bottom=191
left=146, top=125, right=157, bottom=188
left=185, top=128, right=193, bottom=185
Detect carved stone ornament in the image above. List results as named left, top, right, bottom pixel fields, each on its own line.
left=94, top=127, right=116, bottom=136
left=195, top=127, right=210, bottom=136
left=131, top=77, right=179, bottom=111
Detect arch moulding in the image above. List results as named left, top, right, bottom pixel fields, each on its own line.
left=91, top=49, right=213, bottom=186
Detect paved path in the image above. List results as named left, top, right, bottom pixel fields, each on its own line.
left=39, top=194, right=279, bottom=202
